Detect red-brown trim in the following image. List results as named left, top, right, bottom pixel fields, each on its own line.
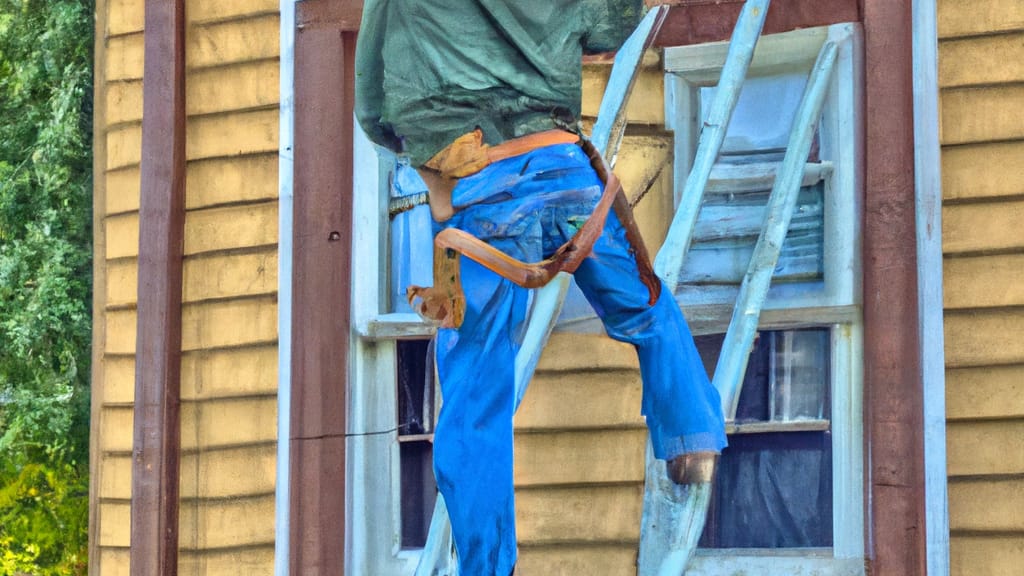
left=655, top=0, right=861, bottom=47
left=130, top=0, right=186, bottom=574
left=862, top=1, right=928, bottom=574
left=290, top=1, right=361, bottom=573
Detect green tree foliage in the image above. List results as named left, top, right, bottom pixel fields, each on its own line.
left=0, top=0, right=93, bottom=573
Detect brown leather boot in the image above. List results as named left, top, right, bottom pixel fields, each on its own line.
left=667, top=451, right=718, bottom=485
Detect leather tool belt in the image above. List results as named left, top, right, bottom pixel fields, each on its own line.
left=408, top=132, right=661, bottom=328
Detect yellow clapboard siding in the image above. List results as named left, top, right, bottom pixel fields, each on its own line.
left=951, top=535, right=1024, bottom=576
left=186, top=109, right=278, bottom=160
left=518, top=544, right=637, bottom=576
left=178, top=495, right=275, bottom=551
left=942, top=141, right=1024, bottom=201
left=186, top=154, right=278, bottom=209
left=944, top=254, right=1024, bottom=309
left=103, top=356, right=135, bottom=405
left=938, top=0, right=1024, bottom=40
left=183, top=250, right=278, bottom=302
left=100, top=406, right=133, bottom=453
left=944, top=308, right=1024, bottom=367
left=187, top=15, right=279, bottom=70
left=179, top=444, right=276, bottom=499
left=99, top=455, right=132, bottom=500
left=107, top=124, right=142, bottom=171
left=104, top=309, right=137, bottom=356
left=516, top=369, right=644, bottom=430
left=939, top=32, right=1024, bottom=89
left=941, top=85, right=1024, bottom=145
left=516, top=485, right=642, bottom=544
left=943, top=199, right=1024, bottom=255
left=99, top=501, right=131, bottom=547
left=536, top=333, right=639, bottom=372
left=946, top=364, right=1024, bottom=420
left=105, top=212, right=138, bottom=260
left=183, top=202, right=278, bottom=256
left=105, top=167, right=141, bottom=215
left=582, top=57, right=665, bottom=124
left=615, top=134, right=674, bottom=252
left=181, top=297, right=277, bottom=351
left=99, top=547, right=130, bottom=576
left=949, top=478, right=1024, bottom=532
left=179, top=546, right=275, bottom=576
left=106, top=258, right=137, bottom=307
left=181, top=345, right=278, bottom=400
left=515, top=429, right=647, bottom=486
left=180, top=397, right=277, bottom=451
left=104, top=443, right=275, bottom=500
left=947, top=420, right=1024, bottom=477
left=106, top=80, right=144, bottom=126
left=105, top=32, right=144, bottom=82
left=187, top=0, right=278, bottom=24
left=187, top=59, right=279, bottom=117
left=107, top=0, right=144, bottom=36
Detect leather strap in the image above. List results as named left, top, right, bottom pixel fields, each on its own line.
left=422, top=128, right=579, bottom=179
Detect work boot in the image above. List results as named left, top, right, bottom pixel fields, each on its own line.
left=667, top=451, right=717, bottom=485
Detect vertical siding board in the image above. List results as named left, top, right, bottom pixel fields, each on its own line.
left=289, top=1, right=360, bottom=572
left=863, top=1, right=928, bottom=574
left=130, top=0, right=187, bottom=574
left=90, top=1, right=111, bottom=573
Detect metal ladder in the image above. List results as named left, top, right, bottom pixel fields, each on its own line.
left=415, top=1, right=840, bottom=573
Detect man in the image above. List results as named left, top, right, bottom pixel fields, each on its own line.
left=355, top=2, right=727, bottom=574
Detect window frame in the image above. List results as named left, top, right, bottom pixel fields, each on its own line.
left=348, top=128, right=436, bottom=575
left=661, top=24, right=865, bottom=574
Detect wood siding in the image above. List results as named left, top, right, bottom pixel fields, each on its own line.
left=939, top=1, right=1024, bottom=574
left=93, top=0, right=280, bottom=573
left=515, top=334, right=648, bottom=575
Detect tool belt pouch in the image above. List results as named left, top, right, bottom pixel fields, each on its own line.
left=409, top=137, right=661, bottom=328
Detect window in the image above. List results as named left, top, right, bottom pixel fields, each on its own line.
left=662, top=24, right=865, bottom=574
left=348, top=22, right=864, bottom=576
left=349, top=132, right=439, bottom=574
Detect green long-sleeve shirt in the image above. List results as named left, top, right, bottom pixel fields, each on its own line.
left=355, top=0, right=643, bottom=167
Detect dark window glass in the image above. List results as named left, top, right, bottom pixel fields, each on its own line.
left=397, top=339, right=438, bottom=549
left=695, top=329, right=833, bottom=548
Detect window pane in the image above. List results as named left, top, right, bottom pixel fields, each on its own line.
left=695, top=329, right=830, bottom=423
left=397, top=339, right=438, bottom=549
left=700, top=431, right=833, bottom=548
left=694, top=329, right=833, bottom=549
left=700, top=72, right=809, bottom=157
left=770, top=330, right=830, bottom=421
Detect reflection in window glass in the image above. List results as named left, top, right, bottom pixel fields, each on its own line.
left=700, top=72, right=809, bottom=157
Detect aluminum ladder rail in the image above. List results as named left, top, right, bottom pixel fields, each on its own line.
left=639, top=38, right=839, bottom=575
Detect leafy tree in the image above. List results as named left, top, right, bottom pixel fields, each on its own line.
left=0, top=0, right=93, bottom=573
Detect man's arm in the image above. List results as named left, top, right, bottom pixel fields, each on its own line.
left=354, top=0, right=402, bottom=152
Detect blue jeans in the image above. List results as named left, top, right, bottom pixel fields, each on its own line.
left=431, top=143, right=726, bottom=575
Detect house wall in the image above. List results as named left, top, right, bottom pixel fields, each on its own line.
left=938, top=1, right=1024, bottom=574
left=92, top=0, right=281, bottom=573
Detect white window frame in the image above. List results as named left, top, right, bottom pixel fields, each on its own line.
left=348, top=127, right=436, bottom=576
left=663, top=24, right=866, bottom=575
